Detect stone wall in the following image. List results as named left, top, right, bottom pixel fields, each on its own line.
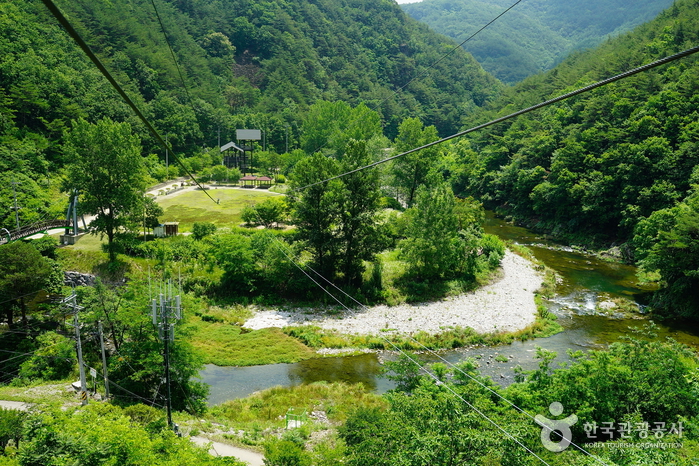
left=64, top=271, right=96, bottom=287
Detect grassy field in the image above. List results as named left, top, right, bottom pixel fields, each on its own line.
left=208, top=381, right=385, bottom=431
left=187, top=306, right=317, bottom=366
left=157, top=188, right=279, bottom=231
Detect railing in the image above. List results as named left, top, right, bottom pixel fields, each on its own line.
left=0, top=220, right=70, bottom=245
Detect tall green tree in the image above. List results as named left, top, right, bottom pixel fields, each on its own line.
left=63, top=118, right=149, bottom=262
left=392, top=118, right=441, bottom=208
left=336, top=140, right=384, bottom=286
left=401, top=182, right=486, bottom=280
left=289, top=153, right=343, bottom=279
left=0, top=241, right=53, bottom=327
left=301, top=101, right=383, bottom=156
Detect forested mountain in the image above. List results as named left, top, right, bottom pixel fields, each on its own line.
left=402, top=0, right=676, bottom=83
left=450, top=0, right=699, bottom=316
left=0, top=0, right=501, bottom=230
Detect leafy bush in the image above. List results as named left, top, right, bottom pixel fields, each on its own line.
left=16, top=404, right=237, bottom=465
left=27, top=235, right=59, bottom=259
left=192, top=221, right=217, bottom=240
left=18, top=331, right=75, bottom=382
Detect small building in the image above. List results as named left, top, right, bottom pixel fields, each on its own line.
left=257, top=176, right=273, bottom=188
left=154, top=222, right=179, bottom=238
left=240, top=175, right=257, bottom=188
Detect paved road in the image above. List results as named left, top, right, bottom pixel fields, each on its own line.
left=191, top=436, right=265, bottom=465
left=0, top=400, right=30, bottom=411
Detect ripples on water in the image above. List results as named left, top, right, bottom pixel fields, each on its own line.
left=201, top=212, right=699, bottom=403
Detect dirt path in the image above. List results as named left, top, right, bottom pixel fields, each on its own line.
left=0, top=400, right=30, bottom=411
left=191, top=436, right=264, bottom=465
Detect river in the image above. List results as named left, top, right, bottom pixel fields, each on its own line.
left=201, top=213, right=699, bottom=405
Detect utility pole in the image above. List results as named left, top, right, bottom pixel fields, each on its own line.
left=165, top=134, right=169, bottom=181
left=150, top=282, right=181, bottom=431
left=68, top=291, right=88, bottom=406
left=11, top=177, right=21, bottom=231
left=98, top=321, right=110, bottom=399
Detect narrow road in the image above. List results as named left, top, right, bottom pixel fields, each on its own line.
left=0, top=400, right=30, bottom=411
left=191, top=436, right=265, bottom=465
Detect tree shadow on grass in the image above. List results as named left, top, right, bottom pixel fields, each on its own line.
left=392, top=273, right=480, bottom=304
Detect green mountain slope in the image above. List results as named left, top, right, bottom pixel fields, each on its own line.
left=452, top=0, right=699, bottom=244
left=0, top=0, right=501, bottom=230
left=402, top=0, right=676, bottom=83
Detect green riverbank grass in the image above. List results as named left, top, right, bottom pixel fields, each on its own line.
left=212, top=381, right=385, bottom=427
left=157, top=188, right=278, bottom=231
left=188, top=310, right=316, bottom=366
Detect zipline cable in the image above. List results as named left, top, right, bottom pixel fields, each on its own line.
left=298, top=43, right=699, bottom=191
left=39, top=0, right=219, bottom=205
left=149, top=0, right=194, bottom=105
left=246, top=207, right=557, bottom=465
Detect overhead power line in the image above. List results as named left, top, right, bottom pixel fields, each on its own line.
left=297, top=43, right=699, bottom=191
left=308, top=0, right=523, bottom=155
left=246, top=208, right=561, bottom=465
left=39, top=0, right=219, bottom=205
left=392, top=0, right=523, bottom=98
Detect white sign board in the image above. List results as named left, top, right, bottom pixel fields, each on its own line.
left=236, top=129, right=261, bottom=140
left=90, top=367, right=97, bottom=378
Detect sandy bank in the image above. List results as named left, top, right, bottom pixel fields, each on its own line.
left=243, top=250, right=543, bottom=336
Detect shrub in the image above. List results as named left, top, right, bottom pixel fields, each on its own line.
left=19, top=331, right=75, bottom=382
left=263, top=439, right=311, bottom=466
left=192, top=221, right=217, bottom=240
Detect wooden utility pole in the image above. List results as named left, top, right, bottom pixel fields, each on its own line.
left=68, top=292, right=88, bottom=406
left=98, top=321, right=110, bottom=399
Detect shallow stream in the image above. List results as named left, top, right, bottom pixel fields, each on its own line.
left=202, top=213, right=699, bottom=405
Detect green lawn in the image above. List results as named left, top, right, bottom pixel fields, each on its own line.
left=188, top=314, right=316, bottom=366
left=157, top=188, right=279, bottom=231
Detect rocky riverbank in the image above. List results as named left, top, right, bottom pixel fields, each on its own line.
left=243, top=250, right=543, bottom=336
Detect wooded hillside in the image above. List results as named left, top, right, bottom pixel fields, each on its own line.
left=402, top=0, right=676, bottom=83
left=449, top=0, right=699, bottom=316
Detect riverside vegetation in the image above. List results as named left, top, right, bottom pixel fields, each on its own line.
left=2, top=0, right=699, bottom=464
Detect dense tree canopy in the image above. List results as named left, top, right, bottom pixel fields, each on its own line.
left=63, top=118, right=149, bottom=262
left=450, top=0, right=699, bottom=242
left=0, top=241, right=53, bottom=327
left=403, top=0, right=675, bottom=83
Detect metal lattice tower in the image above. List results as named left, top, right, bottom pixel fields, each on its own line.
left=150, top=282, right=181, bottom=430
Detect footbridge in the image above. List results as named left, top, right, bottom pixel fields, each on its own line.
left=0, top=220, right=71, bottom=245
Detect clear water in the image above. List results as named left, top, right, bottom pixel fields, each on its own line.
left=201, top=212, right=699, bottom=404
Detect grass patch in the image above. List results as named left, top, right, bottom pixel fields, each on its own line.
left=157, top=188, right=279, bottom=231
left=55, top=247, right=107, bottom=273
left=188, top=313, right=316, bottom=366
left=284, top=315, right=561, bottom=352
left=209, top=381, right=386, bottom=430
left=55, top=246, right=141, bottom=283
left=368, top=248, right=504, bottom=306
left=0, top=379, right=79, bottom=408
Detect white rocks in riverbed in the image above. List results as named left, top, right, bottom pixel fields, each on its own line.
left=243, top=250, right=543, bottom=336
